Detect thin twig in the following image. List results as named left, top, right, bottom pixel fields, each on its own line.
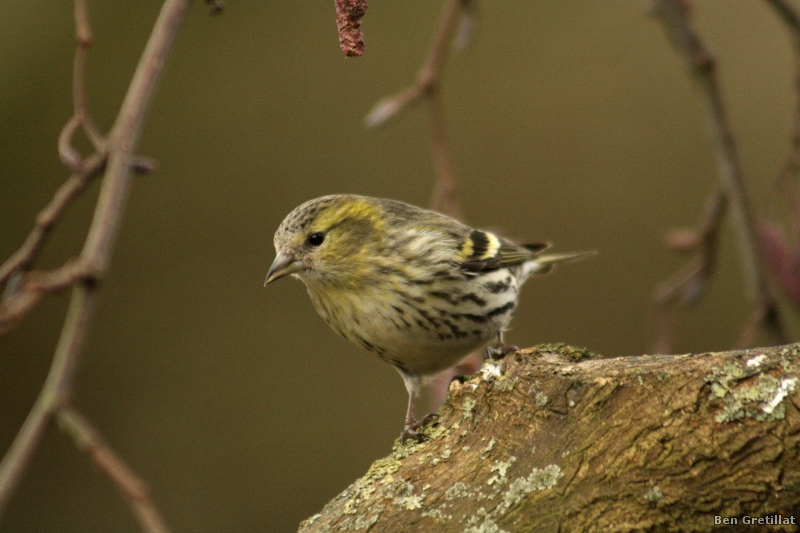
left=73, top=0, right=104, bottom=150
left=365, top=0, right=471, bottom=220
left=364, top=0, right=466, bottom=127
left=764, top=0, right=800, bottom=216
left=80, top=0, right=191, bottom=275
left=0, top=261, right=93, bottom=336
left=427, top=91, right=461, bottom=220
left=734, top=299, right=781, bottom=349
left=749, top=0, right=800, bottom=348
left=0, top=1, right=192, bottom=523
left=57, top=407, right=171, bottom=533
left=649, top=0, right=786, bottom=351
left=0, top=153, right=105, bottom=289
left=58, top=115, right=87, bottom=172
left=765, top=0, right=800, bottom=31
left=0, top=0, right=108, bottom=292
left=0, top=284, right=96, bottom=512
left=651, top=0, right=761, bottom=300
left=653, top=189, right=726, bottom=353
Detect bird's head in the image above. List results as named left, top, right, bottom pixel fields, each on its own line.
left=265, top=195, right=384, bottom=288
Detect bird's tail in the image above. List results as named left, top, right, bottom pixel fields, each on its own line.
left=521, top=249, right=597, bottom=279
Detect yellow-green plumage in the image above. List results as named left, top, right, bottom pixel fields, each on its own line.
left=266, top=194, right=593, bottom=440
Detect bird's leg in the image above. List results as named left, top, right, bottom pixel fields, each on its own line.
left=484, top=331, right=519, bottom=360
left=400, top=391, right=437, bottom=442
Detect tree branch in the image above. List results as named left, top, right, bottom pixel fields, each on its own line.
left=0, top=2, right=193, bottom=527
left=364, top=0, right=473, bottom=220
left=56, top=407, right=170, bottom=533
left=653, top=189, right=726, bottom=353
left=757, top=0, right=800, bottom=320
left=299, top=343, right=800, bottom=532
left=0, top=153, right=105, bottom=291
left=649, top=0, right=786, bottom=351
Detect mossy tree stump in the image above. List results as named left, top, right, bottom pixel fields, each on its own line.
left=299, top=344, right=800, bottom=532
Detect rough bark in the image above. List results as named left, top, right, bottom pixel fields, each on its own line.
left=298, top=343, right=800, bottom=532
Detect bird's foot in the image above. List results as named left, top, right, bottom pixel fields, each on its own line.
left=400, top=413, right=438, bottom=443
left=485, top=343, right=519, bottom=361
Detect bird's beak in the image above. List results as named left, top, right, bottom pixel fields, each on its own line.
left=264, top=252, right=304, bottom=285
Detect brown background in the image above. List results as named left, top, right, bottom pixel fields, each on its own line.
left=0, top=1, right=794, bottom=531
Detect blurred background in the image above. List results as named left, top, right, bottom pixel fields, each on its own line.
left=0, top=1, right=795, bottom=531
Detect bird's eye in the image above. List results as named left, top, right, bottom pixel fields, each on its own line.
left=307, top=232, right=325, bottom=246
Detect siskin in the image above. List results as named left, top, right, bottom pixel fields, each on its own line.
left=266, top=195, right=593, bottom=441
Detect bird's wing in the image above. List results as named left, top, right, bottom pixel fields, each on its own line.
left=457, top=228, right=550, bottom=272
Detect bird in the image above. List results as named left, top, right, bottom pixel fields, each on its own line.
left=265, top=194, right=594, bottom=441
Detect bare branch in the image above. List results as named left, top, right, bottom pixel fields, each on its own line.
left=0, top=0, right=193, bottom=523
left=80, top=0, right=191, bottom=276
left=0, top=261, right=95, bottom=336
left=765, top=0, right=800, bottom=31
left=0, top=0, right=112, bottom=291
left=0, top=284, right=96, bottom=513
left=301, top=344, right=800, bottom=532
left=649, top=0, right=787, bottom=351
left=364, top=0, right=466, bottom=128
left=653, top=189, right=725, bottom=352
left=651, top=0, right=762, bottom=300
left=57, top=115, right=87, bottom=172
left=57, top=408, right=171, bottom=533
left=365, top=0, right=470, bottom=221
left=427, top=91, right=461, bottom=220
left=0, top=153, right=105, bottom=291
left=72, top=0, right=104, bottom=150
left=758, top=1, right=800, bottom=322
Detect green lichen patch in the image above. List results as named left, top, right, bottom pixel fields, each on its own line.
left=534, top=390, right=549, bottom=407
left=428, top=423, right=450, bottom=441
left=494, top=376, right=516, bottom=392
left=705, top=360, right=747, bottom=392
left=364, top=456, right=402, bottom=479
left=644, top=485, right=663, bottom=504
left=393, top=482, right=425, bottom=510
left=421, top=506, right=453, bottom=522
left=498, top=464, right=564, bottom=514
left=391, top=432, right=432, bottom=458
left=464, top=509, right=509, bottom=533
left=711, top=370, right=798, bottom=423
left=444, top=481, right=473, bottom=501
left=535, top=343, right=602, bottom=362
left=462, top=396, right=477, bottom=418
left=487, top=456, right=517, bottom=486
left=480, top=438, right=496, bottom=457
left=338, top=454, right=410, bottom=516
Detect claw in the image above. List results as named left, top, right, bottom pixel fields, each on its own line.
left=485, top=343, right=519, bottom=360
left=400, top=413, right=438, bottom=442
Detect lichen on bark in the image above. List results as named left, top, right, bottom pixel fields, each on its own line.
left=299, top=343, right=800, bottom=532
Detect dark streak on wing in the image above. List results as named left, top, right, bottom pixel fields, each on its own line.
left=469, top=229, right=491, bottom=259
left=459, top=230, right=550, bottom=273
